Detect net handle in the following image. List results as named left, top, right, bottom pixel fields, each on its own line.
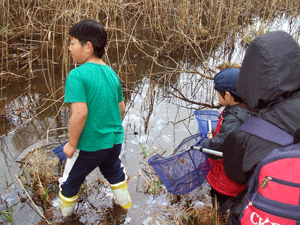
left=191, top=146, right=223, bottom=157
left=207, top=120, right=213, bottom=138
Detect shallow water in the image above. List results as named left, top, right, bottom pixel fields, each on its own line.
left=0, top=75, right=211, bottom=224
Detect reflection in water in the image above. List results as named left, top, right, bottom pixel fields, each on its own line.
left=0, top=73, right=208, bottom=224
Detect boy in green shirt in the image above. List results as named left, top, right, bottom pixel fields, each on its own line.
left=58, top=19, right=132, bottom=217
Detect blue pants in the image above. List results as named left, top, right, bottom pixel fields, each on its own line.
left=60, top=144, right=126, bottom=198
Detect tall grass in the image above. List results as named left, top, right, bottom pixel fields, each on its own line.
left=1, top=0, right=299, bottom=89
left=0, top=0, right=299, bottom=145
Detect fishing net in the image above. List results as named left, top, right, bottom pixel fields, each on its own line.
left=194, top=110, right=220, bottom=136
left=148, top=141, right=210, bottom=195
left=53, top=141, right=67, bottom=164
left=148, top=110, right=220, bottom=195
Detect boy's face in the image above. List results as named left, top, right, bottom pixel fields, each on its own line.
left=217, top=91, right=235, bottom=106
left=69, top=37, right=90, bottom=64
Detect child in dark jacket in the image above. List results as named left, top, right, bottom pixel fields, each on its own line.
left=222, top=31, right=300, bottom=225
left=203, top=68, right=255, bottom=208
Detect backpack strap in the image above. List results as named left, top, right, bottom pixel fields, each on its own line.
left=219, top=116, right=294, bottom=214
left=238, top=116, right=294, bottom=147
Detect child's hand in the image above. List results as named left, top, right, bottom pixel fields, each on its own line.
left=63, top=142, right=77, bottom=159
left=207, top=132, right=213, bottom=139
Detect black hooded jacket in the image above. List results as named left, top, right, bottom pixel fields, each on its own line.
left=222, top=31, right=300, bottom=185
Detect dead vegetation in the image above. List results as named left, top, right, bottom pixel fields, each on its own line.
left=1, top=0, right=299, bottom=88
left=18, top=146, right=61, bottom=209
left=1, top=0, right=299, bottom=133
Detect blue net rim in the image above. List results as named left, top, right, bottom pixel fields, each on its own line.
left=193, top=110, right=220, bottom=117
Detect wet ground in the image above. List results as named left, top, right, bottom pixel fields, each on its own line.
left=0, top=74, right=214, bottom=224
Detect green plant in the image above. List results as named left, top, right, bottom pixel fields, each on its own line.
left=2, top=172, right=13, bottom=189
left=0, top=204, right=13, bottom=224
left=3, top=172, right=8, bottom=188
left=156, top=179, right=162, bottom=190
left=187, top=213, right=195, bottom=224
left=151, top=185, right=156, bottom=195
left=22, top=184, right=33, bottom=192
left=22, top=170, right=28, bottom=183
left=79, top=181, right=88, bottom=195
left=139, top=143, right=148, bottom=158
left=44, top=187, right=49, bottom=208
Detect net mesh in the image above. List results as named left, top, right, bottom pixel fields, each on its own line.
left=173, top=133, right=204, bottom=155
left=148, top=110, right=220, bottom=195
left=194, top=110, right=220, bottom=136
left=148, top=148, right=210, bottom=195
left=53, top=141, right=67, bottom=164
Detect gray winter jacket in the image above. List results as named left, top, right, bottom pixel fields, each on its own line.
left=204, top=104, right=252, bottom=158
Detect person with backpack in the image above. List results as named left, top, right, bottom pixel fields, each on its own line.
left=203, top=68, right=255, bottom=208
left=222, top=31, right=300, bottom=224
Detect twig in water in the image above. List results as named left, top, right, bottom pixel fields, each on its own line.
left=15, top=174, right=51, bottom=224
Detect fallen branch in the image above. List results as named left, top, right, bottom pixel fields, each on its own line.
left=15, top=174, right=51, bottom=224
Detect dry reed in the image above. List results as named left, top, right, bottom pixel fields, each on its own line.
left=1, top=0, right=299, bottom=84
left=1, top=0, right=299, bottom=126
left=18, top=146, right=60, bottom=206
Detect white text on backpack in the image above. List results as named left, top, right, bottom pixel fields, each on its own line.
left=250, top=212, right=281, bottom=225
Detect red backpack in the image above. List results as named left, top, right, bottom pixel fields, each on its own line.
left=238, top=116, right=300, bottom=224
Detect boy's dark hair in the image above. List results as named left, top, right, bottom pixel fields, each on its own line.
left=219, top=91, right=244, bottom=103
left=69, top=19, right=107, bottom=58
